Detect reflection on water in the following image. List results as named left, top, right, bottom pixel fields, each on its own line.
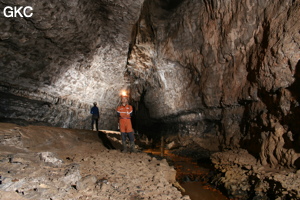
left=182, top=182, right=228, bottom=200
left=144, top=149, right=229, bottom=200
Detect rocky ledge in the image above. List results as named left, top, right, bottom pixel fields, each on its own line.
left=211, top=149, right=300, bottom=199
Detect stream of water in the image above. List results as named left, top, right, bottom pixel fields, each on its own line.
left=144, top=149, right=229, bottom=200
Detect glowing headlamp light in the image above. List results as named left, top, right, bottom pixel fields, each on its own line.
left=121, top=91, right=127, bottom=96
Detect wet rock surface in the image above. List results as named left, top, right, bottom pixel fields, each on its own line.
left=0, top=122, right=190, bottom=200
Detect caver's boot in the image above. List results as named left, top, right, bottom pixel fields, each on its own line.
left=122, top=141, right=128, bottom=153
left=130, top=141, right=137, bottom=153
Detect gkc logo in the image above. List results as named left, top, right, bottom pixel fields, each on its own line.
left=3, top=6, right=33, bottom=18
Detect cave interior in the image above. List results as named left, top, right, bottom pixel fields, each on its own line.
left=0, top=0, right=300, bottom=198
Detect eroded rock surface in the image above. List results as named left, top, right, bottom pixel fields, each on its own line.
left=125, top=1, right=300, bottom=198
left=0, top=123, right=189, bottom=200
left=211, top=149, right=300, bottom=199
left=128, top=0, right=300, bottom=155
left=0, top=0, right=145, bottom=129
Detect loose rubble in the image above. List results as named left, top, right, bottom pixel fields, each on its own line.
left=0, top=122, right=190, bottom=200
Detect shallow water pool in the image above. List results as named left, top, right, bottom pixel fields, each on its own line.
left=144, top=149, right=229, bottom=200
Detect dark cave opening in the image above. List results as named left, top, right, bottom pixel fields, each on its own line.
left=132, top=92, right=164, bottom=145
left=159, top=0, right=185, bottom=10
left=285, top=60, right=300, bottom=154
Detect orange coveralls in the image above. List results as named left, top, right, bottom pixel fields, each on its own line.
left=116, top=104, right=133, bottom=133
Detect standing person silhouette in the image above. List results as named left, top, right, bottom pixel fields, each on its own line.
left=90, top=102, right=99, bottom=131
left=116, top=92, right=136, bottom=153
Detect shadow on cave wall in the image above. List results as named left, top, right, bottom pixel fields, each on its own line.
left=0, top=91, right=93, bottom=129
left=131, top=93, right=163, bottom=146
left=0, top=91, right=52, bottom=126
left=285, top=60, right=300, bottom=154
left=159, top=0, right=185, bottom=10
left=287, top=60, right=300, bottom=168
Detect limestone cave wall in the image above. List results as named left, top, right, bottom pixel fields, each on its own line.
left=0, top=0, right=300, bottom=170
left=0, top=0, right=144, bottom=129
left=127, top=0, right=300, bottom=168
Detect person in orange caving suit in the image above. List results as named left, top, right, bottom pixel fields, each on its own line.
left=116, top=93, right=136, bottom=153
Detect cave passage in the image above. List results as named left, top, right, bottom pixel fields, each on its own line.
left=0, top=0, right=300, bottom=199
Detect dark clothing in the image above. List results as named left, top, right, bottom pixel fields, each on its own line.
left=121, top=132, right=135, bottom=142
left=91, top=106, right=99, bottom=131
left=91, top=115, right=99, bottom=131
left=90, top=106, right=99, bottom=117
left=117, top=112, right=133, bottom=117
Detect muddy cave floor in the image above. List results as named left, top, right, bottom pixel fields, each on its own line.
left=0, top=122, right=229, bottom=200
